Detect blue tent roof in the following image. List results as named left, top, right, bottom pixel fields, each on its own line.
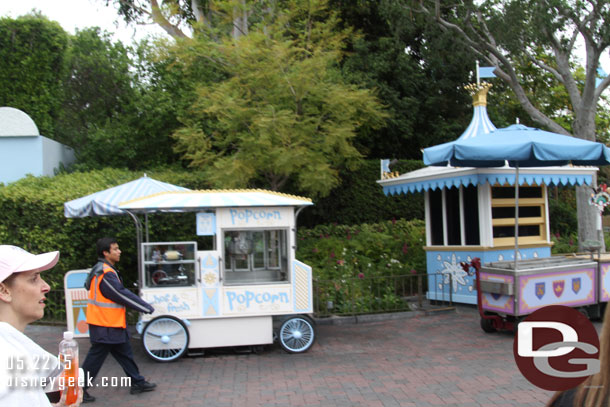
left=424, top=124, right=610, bottom=168
left=64, top=175, right=190, bottom=218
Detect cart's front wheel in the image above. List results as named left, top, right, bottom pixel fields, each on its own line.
left=141, top=315, right=189, bottom=362
left=278, top=316, right=316, bottom=354
left=480, top=313, right=497, bottom=333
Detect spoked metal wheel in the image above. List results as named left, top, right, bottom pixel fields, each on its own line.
left=141, top=315, right=189, bottom=362
left=278, top=316, right=316, bottom=354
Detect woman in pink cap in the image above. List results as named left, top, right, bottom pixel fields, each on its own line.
left=0, top=245, right=82, bottom=406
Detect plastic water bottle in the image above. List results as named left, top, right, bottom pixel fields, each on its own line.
left=58, top=331, right=79, bottom=406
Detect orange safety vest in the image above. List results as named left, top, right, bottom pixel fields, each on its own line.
left=86, top=264, right=127, bottom=328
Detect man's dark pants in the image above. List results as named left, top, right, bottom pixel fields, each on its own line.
left=81, top=341, right=146, bottom=388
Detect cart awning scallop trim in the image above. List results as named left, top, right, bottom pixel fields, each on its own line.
left=119, top=189, right=313, bottom=212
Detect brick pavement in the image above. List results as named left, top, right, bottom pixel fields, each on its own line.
left=27, top=307, right=557, bottom=407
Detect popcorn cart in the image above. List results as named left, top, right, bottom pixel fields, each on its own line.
left=118, top=189, right=315, bottom=362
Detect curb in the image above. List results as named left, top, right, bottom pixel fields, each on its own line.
left=313, top=306, right=456, bottom=326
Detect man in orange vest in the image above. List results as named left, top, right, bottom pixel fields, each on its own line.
left=81, top=237, right=155, bottom=403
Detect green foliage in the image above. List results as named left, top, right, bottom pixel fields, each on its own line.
left=550, top=233, right=579, bottom=255
left=297, top=218, right=426, bottom=314
left=58, top=30, right=186, bottom=170
left=171, top=0, right=387, bottom=198
left=548, top=187, right=578, bottom=237
left=0, top=14, right=68, bottom=138
left=297, top=159, right=424, bottom=227
left=335, top=0, right=479, bottom=156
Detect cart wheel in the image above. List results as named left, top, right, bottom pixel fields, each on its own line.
left=480, top=314, right=497, bottom=333
left=141, top=315, right=189, bottom=362
left=512, top=317, right=523, bottom=335
left=278, top=316, right=316, bottom=354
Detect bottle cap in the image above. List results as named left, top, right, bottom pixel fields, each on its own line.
left=63, top=331, right=74, bottom=340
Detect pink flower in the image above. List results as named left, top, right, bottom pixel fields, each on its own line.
left=347, top=233, right=351, bottom=240
left=392, top=217, right=396, bottom=225
left=330, top=251, right=335, bottom=258
left=358, top=273, right=364, bottom=279
left=402, top=243, right=408, bottom=254
left=410, top=269, right=417, bottom=274
left=312, top=248, right=319, bottom=253
left=337, top=259, right=345, bottom=266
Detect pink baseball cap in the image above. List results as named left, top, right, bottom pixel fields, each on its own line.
left=0, top=245, right=60, bottom=283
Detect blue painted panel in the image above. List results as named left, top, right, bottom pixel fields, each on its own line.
left=0, top=137, right=42, bottom=184
left=425, top=246, right=552, bottom=304
left=66, top=270, right=89, bottom=289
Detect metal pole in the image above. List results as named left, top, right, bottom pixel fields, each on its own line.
left=514, top=164, right=520, bottom=270
left=125, top=210, right=143, bottom=288
left=145, top=212, right=149, bottom=242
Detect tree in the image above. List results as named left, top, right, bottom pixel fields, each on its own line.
left=170, top=0, right=387, bottom=197
left=58, top=29, right=186, bottom=170
left=0, top=13, right=68, bottom=138
left=57, top=28, right=135, bottom=149
left=332, top=0, right=483, bottom=159
left=103, top=0, right=256, bottom=39
left=412, top=0, right=610, bottom=249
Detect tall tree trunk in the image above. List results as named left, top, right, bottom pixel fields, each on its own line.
left=573, top=107, right=605, bottom=252
left=232, top=0, right=249, bottom=39
left=576, top=185, right=604, bottom=252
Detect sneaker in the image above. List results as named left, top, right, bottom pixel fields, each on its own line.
left=130, top=381, right=157, bottom=394
left=83, top=390, right=96, bottom=403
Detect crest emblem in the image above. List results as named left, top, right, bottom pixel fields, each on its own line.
left=535, top=282, right=545, bottom=300
left=553, top=280, right=565, bottom=298
left=572, top=277, right=581, bottom=294
left=491, top=293, right=502, bottom=301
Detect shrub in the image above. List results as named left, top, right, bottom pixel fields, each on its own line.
left=296, top=219, right=426, bottom=314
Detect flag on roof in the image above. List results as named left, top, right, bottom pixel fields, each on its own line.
left=479, top=66, right=496, bottom=78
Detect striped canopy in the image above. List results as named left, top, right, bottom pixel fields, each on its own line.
left=119, top=190, right=313, bottom=212
left=64, top=175, right=190, bottom=218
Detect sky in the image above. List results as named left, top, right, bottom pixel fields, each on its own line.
left=0, top=0, right=169, bottom=46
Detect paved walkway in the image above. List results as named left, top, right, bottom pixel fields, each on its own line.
left=28, top=307, right=557, bottom=407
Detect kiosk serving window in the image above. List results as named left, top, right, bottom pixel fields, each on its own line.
left=428, top=185, right=480, bottom=246
left=223, top=229, right=288, bottom=284
left=142, top=242, right=197, bottom=288
left=491, top=185, right=547, bottom=246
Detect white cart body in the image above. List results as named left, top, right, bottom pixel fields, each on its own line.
left=119, top=190, right=314, bottom=355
